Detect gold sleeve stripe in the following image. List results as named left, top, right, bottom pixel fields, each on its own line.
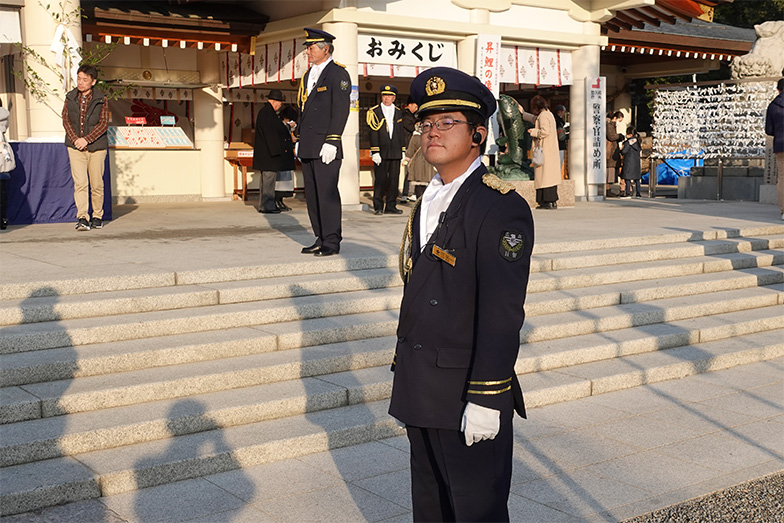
left=467, top=377, right=512, bottom=386
left=326, top=135, right=342, bottom=139
left=467, top=385, right=512, bottom=395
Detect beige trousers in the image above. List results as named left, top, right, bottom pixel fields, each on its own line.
left=777, top=152, right=784, bottom=214
left=68, top=148, right=107, bottom=220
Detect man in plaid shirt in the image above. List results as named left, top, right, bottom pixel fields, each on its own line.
left=63, top=64, right=109, bottom=231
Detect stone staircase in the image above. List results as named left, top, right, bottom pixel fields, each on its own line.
left=1, top=226, right=784, bottom=516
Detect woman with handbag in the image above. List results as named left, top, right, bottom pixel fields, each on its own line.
left=0, top=99, right=14, bottom=229
left=520, top=95, right=560, bottom=209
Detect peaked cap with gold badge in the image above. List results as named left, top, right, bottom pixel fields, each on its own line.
left=380, top=84, right=398, bottom=96
left=409, top=66, right=496, bottom=120
left=302, top=27, right=336, bottom=45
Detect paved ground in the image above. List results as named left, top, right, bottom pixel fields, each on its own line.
left=1, top=196, right=783, bottom=522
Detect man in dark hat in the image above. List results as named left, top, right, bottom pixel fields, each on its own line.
left=253, top=89, right=294, bottom=214
left=389, top=66, right=534, bottom=522
left=367, top=84, right=406, bottom=214
left=296, top=27, right=351, bottom=256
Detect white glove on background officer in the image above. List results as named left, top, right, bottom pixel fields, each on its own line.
left=461, top=402, right=500, bottom=446
left=294, top=142, right=299, bottom=158
left=372, top=152, right=382, bottom=165
left=320, top=143, right=337, bottom=165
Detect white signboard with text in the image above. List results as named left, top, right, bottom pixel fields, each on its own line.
left=358, top=34, right=455, bottom=68
left=477, top=34, right=501, bottom=155
left=586, top=76, right=606, bottom=186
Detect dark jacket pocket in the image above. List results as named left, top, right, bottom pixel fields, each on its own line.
left=436, top=348, right=472, bottom=368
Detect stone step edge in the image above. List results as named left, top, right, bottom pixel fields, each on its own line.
left=2, top=342, right=781, bottom=517
left=4, top=227, right=783, bottom=301
left=3, top=319, right=782, bottom=468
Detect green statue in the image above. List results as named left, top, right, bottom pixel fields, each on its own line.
left=489, top=94, right=533, bottom=181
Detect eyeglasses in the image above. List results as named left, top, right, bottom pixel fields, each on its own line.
left=415, top=118, right=470, bottom=134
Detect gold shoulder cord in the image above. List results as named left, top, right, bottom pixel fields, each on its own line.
left=297, top=75, right=307, bottom=109
left=399, top=197, right=422, bottom=283
left=366, top=106, right=384, bottom=132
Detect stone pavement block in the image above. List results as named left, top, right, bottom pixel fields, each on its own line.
left=654, top=431, right=780, bottom=473
left=522, top=429, right=640, bottom=468
left=508, top=493, right=582, bottom=522
left=296, top=440, right=410, bottom=483
left=353, top=468, right=412, bottom=510
left=586, top=413, right=722, bottom=450
left=642, top=401, right=761, bottom=435
left=509, top=468, right=650, bottom=519
left=207, top=459, right=342, bottom=503
left=581, top=450, right=718, bottom=493
left=251, top=483, right=409, bottom=523
left=699, top=384, right=784, bottom=419
left=725, top=419, right=784, bottom=455
left=0, top=499, right=127, bottom=523
left=0, top=387, right=39, bottom=424
left=0, top=458, right=100, bottom=516
left=523, top=393, right=633, bottom=430
left=99, top=477, right=247, bottom=523
left=378, top=435, right=409, bottom=453
left=518, top=370, right=592, bottom=408
left=185, top=505, right=277, bottom=523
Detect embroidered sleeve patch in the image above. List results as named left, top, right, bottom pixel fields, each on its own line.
left=340, top=80, right=349, bottom=91
left=500, top=230, right=524, bottom=262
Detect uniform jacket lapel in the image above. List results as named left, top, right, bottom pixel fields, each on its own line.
left=397, top=165, right=484, bottom=332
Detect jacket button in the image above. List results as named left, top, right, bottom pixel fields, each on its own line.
left=429, top=299, right=438, bottom=306
left=398, top=337, right=405, bottom=343
left=413, top=344, right=422, bottom=351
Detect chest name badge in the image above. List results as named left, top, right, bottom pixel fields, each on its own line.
left=317, top=86, right=327, bottom=92
left=432, top=245, right=456, bottom=266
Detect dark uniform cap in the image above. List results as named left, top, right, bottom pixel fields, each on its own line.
left=380, top=84, right=398, bottom=96
left=303, top=27, right=336, bottom=45
left=410, top=66, right=496, bottom=120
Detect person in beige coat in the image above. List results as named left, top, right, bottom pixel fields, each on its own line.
left=402, top=130, right=436, bottom=199
left=521, top=95, right=560, bottom=209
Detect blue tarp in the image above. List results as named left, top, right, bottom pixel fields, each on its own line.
left=642, top=158, right=703, bottom=185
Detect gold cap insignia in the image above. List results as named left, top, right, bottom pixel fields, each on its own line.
left=425, top=76, right=446, bottom=96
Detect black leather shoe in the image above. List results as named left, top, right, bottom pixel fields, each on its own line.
left=301, top=243, right=321, bottom=254
left=314, top=246, right=339, bottom=257
left=261, top=209, right=281, bottom=214
left=374, top=209, right=383, bottom=215
left=384, top=208, right=403, bottom=214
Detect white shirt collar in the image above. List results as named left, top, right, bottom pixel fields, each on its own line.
left=307, top=57, right=333, bottom=94
left=419, top=156, right=482, bottom=250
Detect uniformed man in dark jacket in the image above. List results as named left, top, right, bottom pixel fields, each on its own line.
left=296, top=27, right=351, bottom=256
left=390, top=67, right=534, bottom=522
left=367, top=84, right=406, bottom=214
left=253, top=89, right=294, bottom=214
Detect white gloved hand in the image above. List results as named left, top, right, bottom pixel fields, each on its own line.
left=393, top=417, right=406, bottom=429
left=402, top=157, right=411, bottom=167
left=320, top=143, right=337, bottom=165
left=461, top=402, right=500, bottom=447
left=372, top=152, right=382, bottom=165
left=294, top=142, right=299, bottom=158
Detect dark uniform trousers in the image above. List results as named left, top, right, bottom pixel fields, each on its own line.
left=408, top=421, right=513, bottom=522
left=373, top=158, right=401, bottom=212
left=301, top=158, right=342, bottom=250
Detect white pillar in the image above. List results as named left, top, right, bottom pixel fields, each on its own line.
left=457, top=36, right=478, bottom=75
left=569, top=23, right=601, bottom=201
left=324, top=19, right=361, bottom=208
left=193, top=50, right=226, bottom=199
left=22, top=0, right=81, bottom=139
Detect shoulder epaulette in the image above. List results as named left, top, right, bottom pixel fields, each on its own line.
left=334, top=61, right=346, bottom=68
left=482, top=173, right=516, bottom=194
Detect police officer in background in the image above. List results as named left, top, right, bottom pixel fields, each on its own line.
left=367, top=84, right=406, bottom=215
left=296, top=27, right=351, bottom=257
left=390, top=67, right=534, bottom=522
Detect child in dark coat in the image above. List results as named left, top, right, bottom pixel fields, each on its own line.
left=620, top=126, right=642, bottom=198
